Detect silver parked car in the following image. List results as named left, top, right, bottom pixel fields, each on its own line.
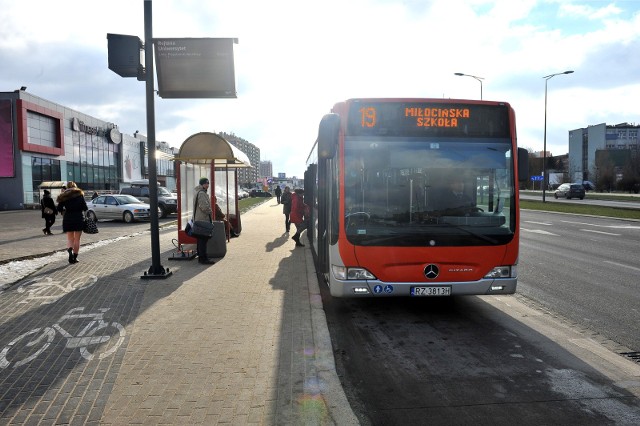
left=87, top=194, right=157, bottom=223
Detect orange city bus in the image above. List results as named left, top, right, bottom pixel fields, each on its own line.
left=304, top=98, right=528, bottom=297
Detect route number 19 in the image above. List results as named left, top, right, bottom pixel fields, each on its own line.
left=360, top=107, right=376, bottom=128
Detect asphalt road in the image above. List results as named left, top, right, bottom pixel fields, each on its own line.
left=518, top=209, right=640, bottom=352
left=320, top=209, right=640, bottom=425
left=520, top=192, right=640, bottom=210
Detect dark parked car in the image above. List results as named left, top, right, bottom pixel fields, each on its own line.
left=250, top=189, right=272, bottom=197
left=554, top=183, right=585, bottom=200
left=120, top=184, right=177, bottom=218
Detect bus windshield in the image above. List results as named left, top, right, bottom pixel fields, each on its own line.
left=343, top=136, right=515, bottom=247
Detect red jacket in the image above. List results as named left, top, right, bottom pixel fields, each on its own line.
left=290, top=193, right=308, bottom=224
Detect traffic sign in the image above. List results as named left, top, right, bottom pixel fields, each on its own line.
left=530, top=175, right=544, bottom=181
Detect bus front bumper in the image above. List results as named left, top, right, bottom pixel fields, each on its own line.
left=327, top=277, right=517, bottom=298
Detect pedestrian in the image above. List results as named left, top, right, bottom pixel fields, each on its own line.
left=40, top=189, right=57, bottom=235
left=56, top=181, right=87, bottom=264
left=274, top=185, right=282, bottom=204
left=290, top=188, right=309, bottom=247
left=91, top=191, right=99, bottom=200
left=213, top=195, right=237, bottom=239
left=281, top=186, right=292, bottom=233
left=194, top=177, right=215, bottom=264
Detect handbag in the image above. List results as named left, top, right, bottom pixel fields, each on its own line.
left=83, top=216, right=99, bottom=234
left=43, top=207, right=54, bottom=215
left=188, top=191, right=214, bottom=238
left=184, top=218, right=193, bottom=236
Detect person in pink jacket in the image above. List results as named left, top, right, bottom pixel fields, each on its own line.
left=290, top=188, right=308, bottom=247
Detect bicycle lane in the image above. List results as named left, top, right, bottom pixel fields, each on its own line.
left=0, top=226, right=193, bottom=425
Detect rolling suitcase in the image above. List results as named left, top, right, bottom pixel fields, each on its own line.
left=206, top=220, right=227, bottom=258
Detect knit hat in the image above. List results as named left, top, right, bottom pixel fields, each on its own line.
left=43, top=190, right=50, bottom=195
left=199, top=177, right=209, bottom=185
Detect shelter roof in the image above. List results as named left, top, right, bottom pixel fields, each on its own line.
left=174, top=132, right=252, bottom=167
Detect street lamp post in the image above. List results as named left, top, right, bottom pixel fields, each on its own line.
left=542, top=70, right=574, bottom=202
left=454, top=72, right=484, bottom=100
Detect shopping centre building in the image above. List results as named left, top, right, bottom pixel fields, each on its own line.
left=0, top=89, right=176, bottom=210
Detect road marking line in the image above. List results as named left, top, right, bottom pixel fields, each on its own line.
left=524, top=221, right=553, bottom=226
left=521, top=228, right=558, bottom=236
left=604, top=260, right=640, bottom=273
left=562, top=220, right=640, bottom=231
left=580, top=229, right=620, bottom=236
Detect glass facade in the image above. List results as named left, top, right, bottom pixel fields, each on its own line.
left=64, top=129, right=120, bottom=191
left=31, top=157, right=61, bottom=185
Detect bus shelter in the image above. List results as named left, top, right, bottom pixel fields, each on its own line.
left=37, top=181, right=68, bottom=203
left=173, top=132, right=252, bottom=248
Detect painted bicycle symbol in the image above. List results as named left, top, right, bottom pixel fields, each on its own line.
left=0, top=307, right=125, bottom=369
left=17, top=275, right=98, bottom=305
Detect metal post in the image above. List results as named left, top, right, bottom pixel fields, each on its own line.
left=542, top=70, right=574, bottom=203
left=142, top=0, right=171, bottom=279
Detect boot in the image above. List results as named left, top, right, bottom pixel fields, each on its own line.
left=72, top=253, right=79, bottom=264
left=43, top=228, right=47, bottom=235
left=67, top=248, right=74, bottom=264
left=292, top=235, right=305, bottom=247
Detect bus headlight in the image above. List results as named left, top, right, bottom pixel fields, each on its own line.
left=348, top=268, right=376, bottom=280
left=331, top=265, right=376, bottom=280
left=484, top=266, right=514, bottom=279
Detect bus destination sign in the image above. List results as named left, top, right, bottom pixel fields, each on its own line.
left=347, top=101, right=510, bottom=138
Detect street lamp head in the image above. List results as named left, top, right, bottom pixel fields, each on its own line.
left=454, top=72, right=464, bottom=76
left=544, top=70, right=575, bottom=80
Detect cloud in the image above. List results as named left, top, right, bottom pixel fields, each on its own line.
left=559, top=3, right=622, bottom=20
left=1, top=0, right=639, bottom=176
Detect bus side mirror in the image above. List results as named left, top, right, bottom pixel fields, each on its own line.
left=517, top=147, right=529, bottom=182
left=317, top=113, right=340, bottom=159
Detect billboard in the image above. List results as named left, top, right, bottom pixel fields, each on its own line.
left=121, top=134, right=143, bottom=183
left=0, top=100, right=14, bottom=177
left=154, top=38, right=237, bottom=99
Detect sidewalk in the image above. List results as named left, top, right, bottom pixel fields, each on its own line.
left=0, top=201, right=358, bottom=425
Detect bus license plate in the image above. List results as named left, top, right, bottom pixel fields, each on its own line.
left=411, top=286, right=451, bottom=297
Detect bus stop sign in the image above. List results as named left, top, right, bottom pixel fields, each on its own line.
left=154, top=38, right=238, bottom=99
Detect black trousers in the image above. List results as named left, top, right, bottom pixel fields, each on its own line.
left=292, top=221, right=307, bottom=239
left=196, top=236, right=209, bottom=259
left=44, top=216, right=55, bottom=232
left=284, top=213, right=290, bottom=232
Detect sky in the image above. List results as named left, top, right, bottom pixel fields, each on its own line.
left=1, top=0, right=639, bottom=178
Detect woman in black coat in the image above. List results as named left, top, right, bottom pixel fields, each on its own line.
left=56, top=181, right=88, bottom=264
left=40, top=189, right=58, bottom=235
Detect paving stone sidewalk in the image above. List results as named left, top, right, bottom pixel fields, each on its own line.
left=0, top=201, right=357, bottom=425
